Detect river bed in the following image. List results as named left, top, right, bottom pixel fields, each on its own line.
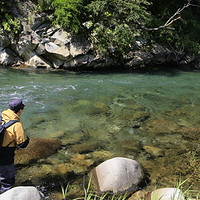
left=0, top=67, right=199, bottom=198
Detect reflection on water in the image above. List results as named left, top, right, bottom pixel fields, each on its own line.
left=0, top=67, right=200, bottom=197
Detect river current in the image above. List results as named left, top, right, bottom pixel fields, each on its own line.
left=0, top=67, right=199, bottom=197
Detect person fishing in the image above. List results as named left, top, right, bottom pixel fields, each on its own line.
left=0, top=98, right=29, bottom=193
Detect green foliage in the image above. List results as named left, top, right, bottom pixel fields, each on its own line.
left=2, top=14, right=20, bottom=34
left=0, top=0, right=200, bottom=56
left=37, top=0, right=53, bottom=11
left=86, top=0, right=152, bottom=55
left=51, top=0, right=85, bottom=33
left=60, top=183, right=69, bottom=199
left=148, top=0, right=200, bottom=54
left=0, top=0, right=21, bottom=34
left=60, top=178, right=128, bottom=200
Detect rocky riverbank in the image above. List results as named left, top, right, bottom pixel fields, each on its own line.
left=0, top=1, right=200, bottom=71
left=1, top=26, right=200, bottom=71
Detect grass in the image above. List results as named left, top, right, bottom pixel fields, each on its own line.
left=60, top=178, right=128, bottom=200
left=60, top=183, right=69, bottom=200
left=59, top=177, right=199, bottom=200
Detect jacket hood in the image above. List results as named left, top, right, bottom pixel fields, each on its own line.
left=1, top=109, right=20, bottom=121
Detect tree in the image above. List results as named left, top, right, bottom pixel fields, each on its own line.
left=86, top=0, right=152, bottom=55
left=51, top=0, right=87, bottom=33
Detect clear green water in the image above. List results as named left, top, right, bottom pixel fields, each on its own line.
left=0, top=67, right=200, bottom=195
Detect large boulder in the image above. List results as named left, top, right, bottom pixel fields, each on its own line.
left=90, top=157, right=144, bottom=193
left=0, top=186, right=44, bottom=200
left=45, top=42, right=71, bottom=61
left=150, top=188, right=185, bottom=200
left=24, top=52, right=52, bottom=69
left=50, top=29, right=71, bottom=45
left=15, top=32, right=37, bottom=60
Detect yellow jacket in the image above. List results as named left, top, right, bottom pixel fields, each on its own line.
left=1, top=109, right=28, bottom=147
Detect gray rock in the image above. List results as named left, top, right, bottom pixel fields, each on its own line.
left=151, top=44, right=171, bottom=64
left=150, top=188, right=185, bottom=200
left=15, top=32, right=37, bottom=60
left=91, top=157, right=144, bottom=193
left=36, top=43, right=46, bottom=55
left=127, top=51, right=153, bottom=66
left=45, top=42, right=70, bottom=61
left=70, top=41, right=90, bottom=57
left=0, top=35, right=10, bottom=50
left=50, top=29, right=71, bottom=45
left=67, top=55, right=95, bottom=68
left=0, top=49, right=15, bottom=66
left=0, top=186, right=45, bottom=200
left=24, top=52, right=52, bottom=69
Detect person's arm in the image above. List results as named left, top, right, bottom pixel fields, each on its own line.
left=17, top=136, right=30, bottom=148
left=14, top=122, right=30, bottom=148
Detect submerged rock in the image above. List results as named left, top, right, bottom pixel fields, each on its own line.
left=90, top=157, right=144, bottom=194
left=91, top=150, right=116, bottom=164
left=120, top=138, right=141, bottom=153
left=145, top=119, right=179, bottom=136
left=143, top=145, right=165, bottom=157
left=70, top=141, right=100, bottom=153
left=15, top=137, right=62, bottom=165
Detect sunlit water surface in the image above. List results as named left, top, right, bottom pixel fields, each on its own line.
left=0, top=67, right=199, bottom=197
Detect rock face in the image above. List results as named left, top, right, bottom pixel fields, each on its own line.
left=90, top=157, right=144, bottom=193
left=0, top=186, right=45, bottom=200
left=150, top=188, right=185, bottom=200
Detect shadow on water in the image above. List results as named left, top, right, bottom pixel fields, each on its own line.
left=60, top=63, right=200, bottom=77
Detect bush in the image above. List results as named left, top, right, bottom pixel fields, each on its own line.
left=51, top=0, right=86, bottom=33
left=86, top=0, right=151, bottom=55
left=0, top=0, right=21, bottom=34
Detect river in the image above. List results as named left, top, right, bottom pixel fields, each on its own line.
left=0, top=67, right=199, bottom=198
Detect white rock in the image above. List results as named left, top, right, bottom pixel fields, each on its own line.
left=0, top=186, right=45, bottom=200
left=70, top=42, right=87, bottom=57
left=51, top=29, right=71, bottom=45
left=92, top=157, right=144, bottom=193
left=25, top=52, right=52, bottom=69
left=0, top=49, right=14, bottom=65
left=151, top=188, right=185, bottom=200
left=53, top=45, right=70, bottom=60
left=45, top=42, right=70, bottom=60
left=45, top=42, right=59, bottom=53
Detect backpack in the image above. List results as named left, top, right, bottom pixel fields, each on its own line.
left=0, top=116, right=18, bottom=150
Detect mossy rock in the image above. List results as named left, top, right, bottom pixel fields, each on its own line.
left=15, top=137, right=62, bottom=165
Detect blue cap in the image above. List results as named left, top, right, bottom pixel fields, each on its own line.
left=9, top=98, right=25, bottom=112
